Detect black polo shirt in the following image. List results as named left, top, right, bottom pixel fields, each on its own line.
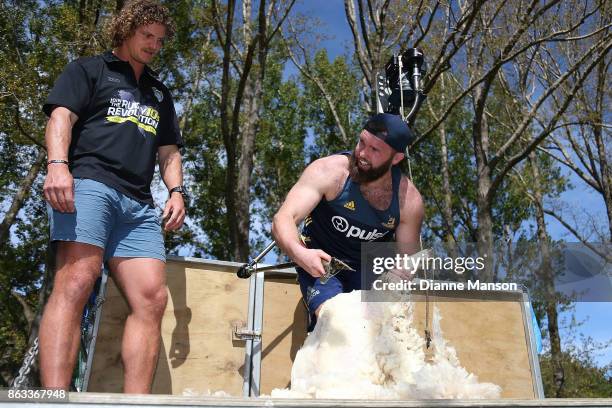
left=43, top=51, right=182, bottom=205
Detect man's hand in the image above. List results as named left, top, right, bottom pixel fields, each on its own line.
left=162, top=193, right=185, bottom=231
left=43, top=165, right=75, bottom=213
left=293, top=246, right=332, bottom=278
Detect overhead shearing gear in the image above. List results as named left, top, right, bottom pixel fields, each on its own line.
left=376, top=47, right=433, bottom=350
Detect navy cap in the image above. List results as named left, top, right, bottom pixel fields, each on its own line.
left=363, top=113, right=415, bottom=152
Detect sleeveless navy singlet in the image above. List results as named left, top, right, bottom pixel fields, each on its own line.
left=301, top=153, right=402, bottom=271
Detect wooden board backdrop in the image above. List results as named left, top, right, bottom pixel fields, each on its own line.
left=409, top=294, right=537, bottom=399
left=88, top=259, right=538, bottom=398
left=88, top=259, right=250, bottom=395
left=260, top=276, right=308, bottom=394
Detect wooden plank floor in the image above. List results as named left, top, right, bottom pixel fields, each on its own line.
left=4, top=392, right=612, bottom=407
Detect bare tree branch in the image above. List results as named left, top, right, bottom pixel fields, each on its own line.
left=537, top=145, right=601, bottom=192
left=414, top=0, right=440, bottom=48
left=281, top=27, right=349, bottom=144
left=264, top=0, right=296, bottom=46
left=490, top=34, right=611, bottom=168
left=0, top=149, right=47, bottom=245
left=344, top=0, right=373, bottom=89
left=544, top=208, right=612, bottom=262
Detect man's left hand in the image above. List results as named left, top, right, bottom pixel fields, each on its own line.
left=162, top=193, right=185, bottom=231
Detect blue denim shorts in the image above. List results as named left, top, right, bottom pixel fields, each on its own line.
left=47, top=178, right=165, bottom=262
left=296, top=267, right=361, bottom=331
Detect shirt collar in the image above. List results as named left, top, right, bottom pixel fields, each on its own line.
left=103, top=51, right=159, bottom=79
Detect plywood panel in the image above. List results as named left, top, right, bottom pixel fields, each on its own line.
left=409, top=295, right=535, bottom=399
left=87, top=258, right=537, bottom=399
left=259, top=287, right=536, bottom=399
left=88, top=260, right=250, bottom=395
left=260, top=276, right=308, bottom=394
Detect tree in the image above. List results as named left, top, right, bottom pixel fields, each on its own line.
left=251, top=56, right=307, bottom=253
left=537, top=32, right=611, bottom=244
left=211, top=0, right=296, bottom=261
left=527, top=151, right=568, bottom=396
left=0, top=0, right=111, bottom=386
left=540, top=328, right=612, bottom=397
left=300, top=50, right=363, bottom=158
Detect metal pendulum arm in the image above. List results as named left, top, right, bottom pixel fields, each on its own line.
left=236, top=241, right=278, bottom=278
left=375, top=47, right=433, bottom=351
left=236, top=241, right=355, bottom=284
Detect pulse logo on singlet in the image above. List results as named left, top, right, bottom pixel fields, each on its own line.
left=331, top=216, right=387, bottom=241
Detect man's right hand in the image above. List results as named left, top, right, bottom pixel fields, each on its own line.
left=293, top=246, right=332, bottom=278
left=43, top=164, right=75, bottom=213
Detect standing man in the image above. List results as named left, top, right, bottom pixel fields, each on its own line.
left=39, top=0, right=185, bottom=393
left=272, top=113, right=424, bottom=331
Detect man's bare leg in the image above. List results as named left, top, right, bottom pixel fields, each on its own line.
left=108, top=257, right=167, bottom=394
left=39, top=242, right=104, bottom=389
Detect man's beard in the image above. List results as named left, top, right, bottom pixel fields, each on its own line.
left=349, top=150, right=394, bottom=183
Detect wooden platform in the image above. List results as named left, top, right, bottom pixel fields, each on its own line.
left=86, top=257, right=543, bottom=399
left=4, top=392, right=612, bottom=407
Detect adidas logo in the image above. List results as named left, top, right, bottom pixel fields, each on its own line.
left=343, top=201, right=356, bottom=211
left=304, top=216, right=313, bottom=226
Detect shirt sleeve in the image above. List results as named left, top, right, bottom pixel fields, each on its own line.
left=42, top=60, right=93, bottom=118
left=158, top=93, right=183, bottom=148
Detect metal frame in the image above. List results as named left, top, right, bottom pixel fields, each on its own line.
left=241, top=270, right=266, bottom=397
left=251, top=271, right=265, bottom=396
left=521, top=289, right=545, bottom=399
left=81, top=267, right=109, bottom=392
left=243, top=267, right=278, bottom=397
left=241, top=273, right=257, bottom=396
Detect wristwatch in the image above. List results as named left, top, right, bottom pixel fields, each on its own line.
left=169, top=185, right=189, bottom=200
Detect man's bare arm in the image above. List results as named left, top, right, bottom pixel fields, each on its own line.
left=395, top=177, right=425, bottom=250
left=43, top=107, right=78, bottom=213
left=383, top=177, right=425, bottom=281
left=272, top=157, right=344, bottom=277
left=158, top=144, right=185, bottom=231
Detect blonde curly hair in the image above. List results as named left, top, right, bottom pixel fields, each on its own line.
left=107, top=0, right=175, bottom=48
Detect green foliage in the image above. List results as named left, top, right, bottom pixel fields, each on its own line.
left=0, top=164, right=48, bottom=385
left=540, top=342, right=612, bottom=397
left=412, top=82, right=479, bottom=242
left=302, top=50, right=364, bottom=159
left=250, top=57, right=307, bottom=256
left=0, top=0, right=110, bottom=384
left=182, top=93, right=229, bottom=259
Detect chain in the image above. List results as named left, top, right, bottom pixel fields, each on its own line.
left=11, top=274, right=107, bottom=391
left=94, top=292, right=105, bottom=311
left=11, top=337, right=39, bottom=389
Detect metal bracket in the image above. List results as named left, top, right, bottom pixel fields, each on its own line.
left=233, top=325, right=261, bottom=341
